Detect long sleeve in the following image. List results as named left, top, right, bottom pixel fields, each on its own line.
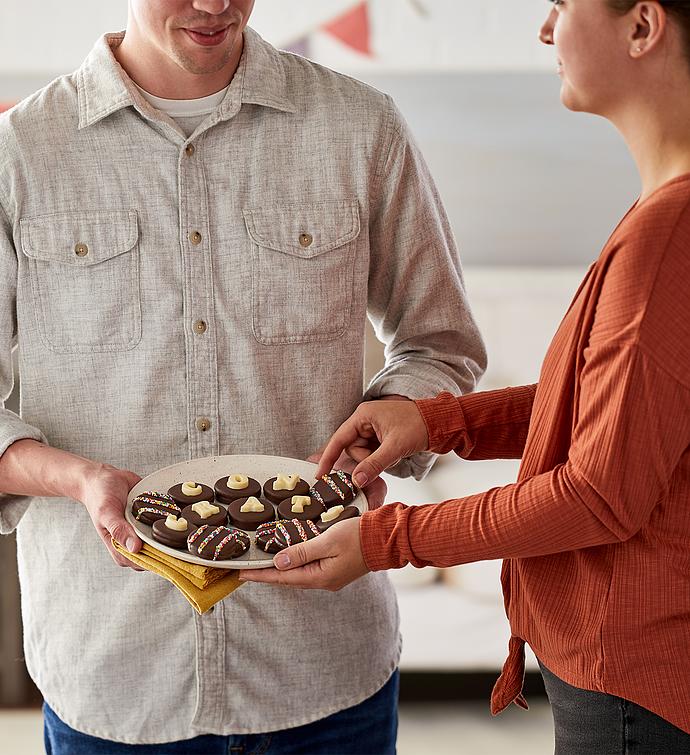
left=363, top=97, right=486, bottom=480
left=415, top=385, right=537, bottom=460
left=362, top=343, right=690, bottom=570
left=360, top=213, right=690, bottom=569
left=0, top=199, right=47, bottom=535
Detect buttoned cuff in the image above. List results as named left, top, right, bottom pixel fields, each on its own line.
left=415, top=391, right=468, bottom=455
left=359, top=503, right=410, bottom=572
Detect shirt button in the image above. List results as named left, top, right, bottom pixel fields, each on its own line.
left=74, top=243, right=89, bottom=257
left=299, top=233, right=313, bottom=248
left=190, top=231, right=203, bottom=245
left=196, top=417, right=211, bottom=432
left=193, top=320, right=207, bottom=335
left=185, top=144, right=195, bottom=157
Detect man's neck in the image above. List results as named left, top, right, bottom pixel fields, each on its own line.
left=113, top=31, right=244, bottom=100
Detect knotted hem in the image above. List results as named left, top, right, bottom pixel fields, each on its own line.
left=490, top=635, right=528, bottom=715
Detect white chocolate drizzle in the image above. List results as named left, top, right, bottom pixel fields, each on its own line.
left=181, top=481, right=202, bottom=497
left=290, top=495, right=311, bottom=514
left=320, top=505, right=344, bottom=523
left=226, top=474, right=249, bottom=490
left=273, top=473, right=300, bottom=491
left=165, top=515, right=188, bottom=531
left=191, top=501, right=220, bottom=519
left=240, top=496, right=265, bottom=513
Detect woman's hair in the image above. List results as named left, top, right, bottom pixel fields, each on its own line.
left=606, top=1, right=690, bottom=62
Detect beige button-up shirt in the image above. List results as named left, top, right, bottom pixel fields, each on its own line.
left=0, top=29, right=485, bottom=743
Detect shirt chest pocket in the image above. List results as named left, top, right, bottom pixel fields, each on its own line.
left=243, top=201, right=361, bottom=345
left=20, top=210, right=141, bottom=353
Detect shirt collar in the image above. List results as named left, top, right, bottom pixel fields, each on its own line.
left=77, top=26, right=295, bottom=130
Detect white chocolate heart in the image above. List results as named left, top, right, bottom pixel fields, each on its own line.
left=273, top=473, right=300, bottom=491
left=165, top=515, right=188, bottom=531
left=290, top=495, right=312, bottom=514
left=182, top=481, right=202, bottom=497
left=191, top=501, right=220, bottom=519
left=240, top=496, right=265, bottom=513
left=320, top=505, right=344, bottom=523
left=226, top=474, right=249, bottom=490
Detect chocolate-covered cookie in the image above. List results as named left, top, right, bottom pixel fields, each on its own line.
left=187, top=524, right=250, bottom=561
left=277, top=494, right=325, bottom=522
left=227, top=496, right=275, bottom=530
left=316, top=505, right=360, bottom=532
left=263, top=474, right=310, bottom=504
left=272, top=518, right=321, bottom=550
left=168, top=481, right=215, bottom=507
left=181, top=500, right=228, bottom=528
left=214, top=474, right=262, bottom=504
left=255, top=520, right=290, bottom=554
left=131, top=491, right=181, bottom=525
left=309, top=471, right=356, bottom=509
left=152, top=515, right=197, bottom=549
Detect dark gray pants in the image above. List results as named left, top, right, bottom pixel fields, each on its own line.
left=539, top=661, right=690, bottom=754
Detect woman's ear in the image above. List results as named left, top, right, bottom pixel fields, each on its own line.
left=629, top=1, right=667, bottom=57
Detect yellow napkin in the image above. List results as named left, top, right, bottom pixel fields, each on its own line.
left=112, top=539, right=243, bottom=614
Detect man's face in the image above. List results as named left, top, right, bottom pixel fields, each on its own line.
left=128, top=0, right=256, bottom=77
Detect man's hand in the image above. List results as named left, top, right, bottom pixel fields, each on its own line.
left=315, top=400, right=429, bottom=488
left=75, top=462, right=144, bottom=571
left=0, top=440, right=144, bottom=571
left=239, top=518, right=367, bottom=591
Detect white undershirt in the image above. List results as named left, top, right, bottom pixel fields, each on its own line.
left=134, top=83, right=230, bottom=136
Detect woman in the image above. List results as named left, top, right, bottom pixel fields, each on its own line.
left=241, top=2, right=690, bottom=752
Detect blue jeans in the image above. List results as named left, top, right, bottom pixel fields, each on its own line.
left=539, top=661, right=690, bottom=754
left=43, top=669, right=399, bottom=755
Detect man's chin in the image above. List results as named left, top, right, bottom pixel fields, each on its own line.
left=173, top=49, right=235, bottom=76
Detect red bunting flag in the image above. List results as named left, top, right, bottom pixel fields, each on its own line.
left=322, top=2, right=372, bottom=57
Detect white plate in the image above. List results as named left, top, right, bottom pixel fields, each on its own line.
left=125, top=454, right=367, bottom=569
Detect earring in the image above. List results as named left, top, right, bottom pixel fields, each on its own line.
left=635, top=46, right=643, bottom=53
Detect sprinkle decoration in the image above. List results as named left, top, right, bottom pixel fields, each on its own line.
left=291, top=518, right=319, bottom=542
left=196, top=526, right=225, bottom=556
left=335, top=470, right=356, bottom=495
left=276, top=521, right=293, bottom=547
left=187, top=525, right=207, bottom=547
left=322, top=474, right=346, bottom=501
left=213, top=531, right=242, bottom=561
left=273, top=519, right=319, bottom=547
left=133, top=492, right=180, bottom=520
left=135, top=506, right=178, bottom=521
left=187, top=524, right=247, bottom=560
left=256, top=520, right=290, bottom=551
left=310, top=488, right=325, bottom=507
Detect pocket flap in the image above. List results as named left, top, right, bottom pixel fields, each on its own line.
left=243, top=200, right=360, bottom=258
left=20, top=210, right=138, bottom=266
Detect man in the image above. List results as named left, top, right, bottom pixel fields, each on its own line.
left=0, top=0, right=485, bottom=751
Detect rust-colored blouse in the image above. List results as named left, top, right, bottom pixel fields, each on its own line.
left=360, top=175, right=690, bottom=733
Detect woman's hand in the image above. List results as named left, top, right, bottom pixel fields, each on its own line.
left=315, top=399, right=429, bottom=487
left=238, top=518, right=367, bottom=591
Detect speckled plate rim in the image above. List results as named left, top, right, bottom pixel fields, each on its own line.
left=125, top=453, right=367, bottom=569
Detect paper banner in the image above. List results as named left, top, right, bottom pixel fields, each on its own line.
left=284, top=36, right=311, bottom=58
left=322, top=2, right=372, bottom=57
